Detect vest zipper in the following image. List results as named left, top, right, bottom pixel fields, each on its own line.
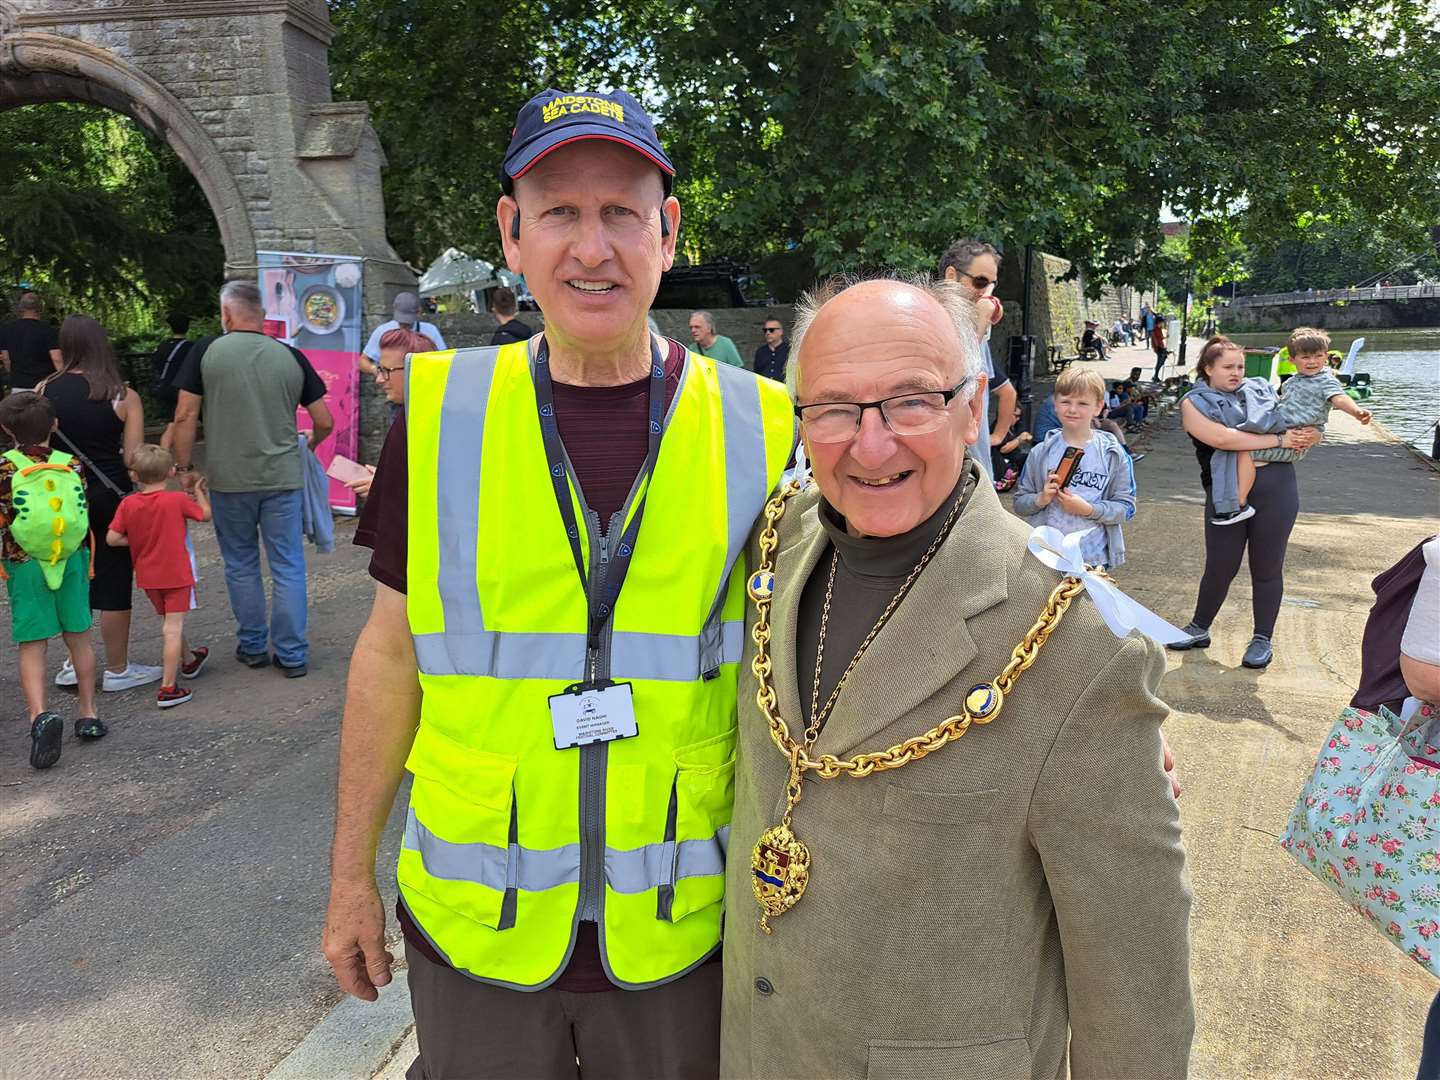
left=577, top=506, right=615, bottom=924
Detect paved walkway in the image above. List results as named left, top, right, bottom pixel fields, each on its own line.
left=4, top=395, right=1438, bottom=1079
left=1070, top=405, right=1438, bottom=1079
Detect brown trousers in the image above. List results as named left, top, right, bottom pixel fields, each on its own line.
left=404, top=941, right=722, bottom=1080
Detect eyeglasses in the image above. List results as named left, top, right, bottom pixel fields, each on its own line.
left=797, top=379, right=971, bottom=444
left=376, top=363, right=405, bottom=380
left=762, top=326, right=781, bottom=333
left=958, top=271, right=995, bottom=290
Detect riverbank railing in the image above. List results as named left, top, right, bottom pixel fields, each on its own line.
left=1225, top=284, right=1440, bottom=307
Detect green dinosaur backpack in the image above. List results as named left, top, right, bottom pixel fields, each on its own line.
left=3, top=449, right=90, bottom=590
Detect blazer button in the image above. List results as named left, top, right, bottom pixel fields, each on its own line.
left=755, top=977, right=774, bottom=996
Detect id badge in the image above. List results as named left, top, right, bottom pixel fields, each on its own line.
left=549, top=681, right=639, bottom=750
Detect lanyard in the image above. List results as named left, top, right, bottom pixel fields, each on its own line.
left=534, top=335, right=666, bottom=667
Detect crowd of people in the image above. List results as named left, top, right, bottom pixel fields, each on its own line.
left=1, top=282, right=332, bottom=767
left=4, top=81, right=1434, bottom=1080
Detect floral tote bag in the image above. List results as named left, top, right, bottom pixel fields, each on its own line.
left=1280, top=702, right=1440, bottom=976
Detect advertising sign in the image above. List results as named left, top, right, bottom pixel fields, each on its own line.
left=255, top=251, right=363, bottom=514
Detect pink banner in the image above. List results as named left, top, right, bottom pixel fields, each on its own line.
left=296, top=349, right=360, bottom=513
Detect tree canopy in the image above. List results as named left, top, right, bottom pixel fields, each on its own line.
left=329, top=0, right=1440, bottom=297
left=0, top=103, right=224, bottom=334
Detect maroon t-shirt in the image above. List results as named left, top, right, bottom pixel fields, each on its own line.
left=1352, top=535, right=1438, bottom=712
left=357, top=339, right=688, bottom=992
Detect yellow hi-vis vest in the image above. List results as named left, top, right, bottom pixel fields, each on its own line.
left=400, top=341, right=794, bottom=990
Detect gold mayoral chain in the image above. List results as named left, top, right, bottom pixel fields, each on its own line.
left=746, top=481, right=1087, bottom=933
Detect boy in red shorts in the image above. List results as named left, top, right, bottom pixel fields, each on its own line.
left=106, top=445, right=210, bottom=708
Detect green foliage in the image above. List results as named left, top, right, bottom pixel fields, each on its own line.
left=327, top=0, right=670, bottom=267
left=331, top=1, right=1438, bottom=294
left=0, top=103, right=224, bottom=335
left=659, top=0, right=1440, bottom=290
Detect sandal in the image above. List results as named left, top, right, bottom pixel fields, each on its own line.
left=74, top=717, right=108, bottom=740
left=29, top=712, right=63, bottom=770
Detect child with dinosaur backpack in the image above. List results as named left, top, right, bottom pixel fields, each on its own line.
left=0, top=392, right=102, bottom=770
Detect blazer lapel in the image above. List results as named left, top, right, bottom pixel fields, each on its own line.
left=767, top=497, right=829, bottom=731
left=815, top=464, right=1015, bottom=761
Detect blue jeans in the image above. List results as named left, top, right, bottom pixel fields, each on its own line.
left=210, top=489, right=308, bottom=666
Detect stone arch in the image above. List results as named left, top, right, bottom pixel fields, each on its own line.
left=0, top=30, right=255, bottom=273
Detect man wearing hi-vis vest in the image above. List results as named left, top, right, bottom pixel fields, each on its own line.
left=323, top=88, right=794, bottom=1079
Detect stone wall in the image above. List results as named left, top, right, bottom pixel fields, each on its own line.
left=991, top=249, right=1150, bottom=378
left=1219, top=297, right=1440, bottom=333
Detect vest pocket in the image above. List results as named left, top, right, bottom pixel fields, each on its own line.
left=665, top=729, right=736, bottom=922
left=400, top=724, right=520, bottom=930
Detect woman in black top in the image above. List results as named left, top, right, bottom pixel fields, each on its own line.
left=40, top=316, right=156, bottom=690
left=1166, top=337, right=1319, bottom=669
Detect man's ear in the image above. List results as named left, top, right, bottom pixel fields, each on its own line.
left=660, top=197, right=680, bottom=272
left=960, top=374, right=987, bottom=447
left=498, top=196, right=522, bottom=274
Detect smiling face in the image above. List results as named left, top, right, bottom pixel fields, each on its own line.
left=798, top=281, right=982, bottom=538
left=500, top=140, right=676, bottom=359
left=1292, top=349, right=1329, bottom=376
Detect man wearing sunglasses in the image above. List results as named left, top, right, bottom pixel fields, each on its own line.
left=753, top=320, right=789, bottom=383
left=938, top=239, right=1016, bottom=476
left=721, top=273, right=1193, bottom=1078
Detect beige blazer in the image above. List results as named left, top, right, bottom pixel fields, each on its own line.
left=721, top=465, right=1194, bottom=1080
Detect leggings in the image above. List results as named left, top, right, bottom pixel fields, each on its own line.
left=1191, top=462, right=1299, bottom=637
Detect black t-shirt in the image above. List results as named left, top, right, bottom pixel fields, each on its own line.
left=489, top=319, right=534, bottom=347
left=1191, top=436, right=1215, bottom=491
left=151, top=336, right=193, bottom=406
left=0, top=319, right=60, bottom=390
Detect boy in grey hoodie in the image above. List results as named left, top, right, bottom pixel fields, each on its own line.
left=1014, top=368, right=1136, bottom=569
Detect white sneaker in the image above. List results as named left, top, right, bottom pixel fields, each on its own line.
left=103, top=663, right=164, bottom=692
left=54, top=658, right=78, bottom=687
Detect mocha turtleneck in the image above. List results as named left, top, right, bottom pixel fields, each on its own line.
left=796, top=463, right=977, bottom=730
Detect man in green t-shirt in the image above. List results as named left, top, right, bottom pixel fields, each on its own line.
left=688, top=310, right=745, bottom=367
left=172, top=281, right=334, bottom=677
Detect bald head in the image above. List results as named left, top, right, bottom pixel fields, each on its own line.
left=788, top=274, right=979, bottom=401
left=790, top=273, right=985, bottom=539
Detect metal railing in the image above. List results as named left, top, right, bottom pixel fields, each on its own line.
left=1224, top=284, right=1440, bottom=307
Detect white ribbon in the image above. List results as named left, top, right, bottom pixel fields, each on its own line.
left=1026, top=526, right=1190, bottom=645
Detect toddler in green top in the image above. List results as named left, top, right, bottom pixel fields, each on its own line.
left=0, top=392, right=102, bottom=770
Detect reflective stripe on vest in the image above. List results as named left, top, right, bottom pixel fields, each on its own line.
left=404, top=808, right=729, bottom=895
left=400, top=341, right=795, bottom=991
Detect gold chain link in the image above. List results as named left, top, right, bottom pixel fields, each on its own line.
left=749, top=481, right=1085, bottom=782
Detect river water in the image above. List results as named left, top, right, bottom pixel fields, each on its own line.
left=1227, top=328, right=1440, bottom=454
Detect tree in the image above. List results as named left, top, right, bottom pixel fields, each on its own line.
left=0, top=103, right=224, bottom=333
left=327, top=0, right=669, bottom=268
left=326, top=1, right=1440, bottom=295
left=658, top=0, right=1440, bottom=291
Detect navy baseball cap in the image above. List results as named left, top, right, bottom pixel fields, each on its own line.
left=501, top=89, right=674, bottom=195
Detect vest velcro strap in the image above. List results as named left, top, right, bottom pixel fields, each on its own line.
left=406, top=810, right=728, bottom=897
left=413, top=622, right=744, bottom=681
